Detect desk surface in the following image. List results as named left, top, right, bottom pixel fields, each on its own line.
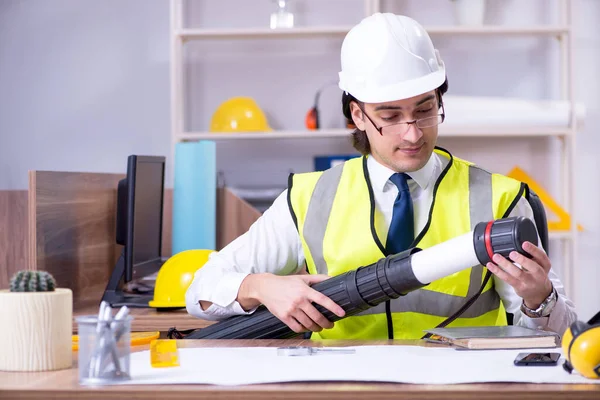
left=1, top=339, right=598, bottom=400
left=73, top=305, right=213, bottom=333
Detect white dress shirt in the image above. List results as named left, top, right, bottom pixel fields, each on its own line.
left=186, top=153, right=578, bottom=335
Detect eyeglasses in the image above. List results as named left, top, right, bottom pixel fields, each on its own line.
left=359, top=103, right=445, bottom=136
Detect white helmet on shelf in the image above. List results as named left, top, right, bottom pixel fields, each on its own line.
left=339, top=13, right=446, bottom=103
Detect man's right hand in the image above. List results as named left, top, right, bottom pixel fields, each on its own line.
left=237, top=273, right=346, bottom=333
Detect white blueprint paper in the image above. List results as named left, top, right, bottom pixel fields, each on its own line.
left=118, top=345, right=600, bottom=386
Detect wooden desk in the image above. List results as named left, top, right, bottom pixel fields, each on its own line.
left=72, top=305, right=214, bottom=333
left=1, top=339, right=598, bottom=400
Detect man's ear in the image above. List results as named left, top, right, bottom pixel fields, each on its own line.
left=350, top=101, right=366, bottom=131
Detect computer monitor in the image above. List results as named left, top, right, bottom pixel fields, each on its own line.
left=102, top=155, right=166, bottom=308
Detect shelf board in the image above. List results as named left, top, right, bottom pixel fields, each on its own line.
left=178, top=129, right=352, bottom=141
left=176, top=25, right=569, bottom=40
left=177, top=27, right=352, bottom=39
left=177, top=126, right=571, bottom=141
left=426, top=25, right=569, bottom=35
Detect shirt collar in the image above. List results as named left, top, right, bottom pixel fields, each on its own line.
left=367, top=152, right=438, bottom=193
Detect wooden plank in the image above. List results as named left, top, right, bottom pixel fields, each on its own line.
left=217, top=187, right=262, bottom=249
left=0, top=190, right=29, bottom=288
left=162, top=189, right=173, bottom=257
left=28, top=171, right=125, bottom=309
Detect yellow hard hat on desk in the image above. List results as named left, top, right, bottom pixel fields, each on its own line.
left=148, top=249, right=215, bottom=309
left=210, top=97, right=271, bottom=133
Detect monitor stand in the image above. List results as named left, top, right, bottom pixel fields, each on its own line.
left=101, top=250, right=154, bottom=308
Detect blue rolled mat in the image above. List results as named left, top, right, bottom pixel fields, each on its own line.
left=172, top=141, right=216, bottom=254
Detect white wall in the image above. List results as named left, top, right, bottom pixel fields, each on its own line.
left=0, top=0, right=598, bottom=319
left=0, top=0, right=171, bottom=189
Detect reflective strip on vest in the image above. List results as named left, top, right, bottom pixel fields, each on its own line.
left=303, top=162, right=500, bottom=318
left=466, top=165, right=494, bottom=299
left=303, top=163, right=344, bottom=275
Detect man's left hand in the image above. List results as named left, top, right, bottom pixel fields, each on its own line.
left=486, top=241, right=553, bottom=309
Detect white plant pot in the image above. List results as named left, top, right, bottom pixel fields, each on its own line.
left=0, top=288, right=73, bottom=372
left=453, top=0, right=487, bottom=26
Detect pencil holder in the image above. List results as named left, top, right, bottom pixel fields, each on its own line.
left=76, top=315, right=132, bottom=385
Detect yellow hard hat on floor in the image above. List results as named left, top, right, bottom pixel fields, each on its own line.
left=210, top=97, right=271, bottom=133
left=149, top=249, right=215, bottom=309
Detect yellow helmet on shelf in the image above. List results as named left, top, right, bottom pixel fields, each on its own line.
left=209, top=97, right=272, bottom=133
left=148, top=249, right=215, bottom=309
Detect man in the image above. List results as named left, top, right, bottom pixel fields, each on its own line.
left=185, top=13, right=577, bottom=339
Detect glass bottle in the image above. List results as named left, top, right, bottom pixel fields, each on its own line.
left=270, top=0, right=294, bottom=29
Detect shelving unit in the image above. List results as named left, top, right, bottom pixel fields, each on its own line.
left=170, top=0, right=578, bottom=296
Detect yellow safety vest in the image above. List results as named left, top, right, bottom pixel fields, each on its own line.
left=288, top=147, right=526, bottom=340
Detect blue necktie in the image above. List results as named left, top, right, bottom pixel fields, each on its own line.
left=386, top=173, right=414, bottom=255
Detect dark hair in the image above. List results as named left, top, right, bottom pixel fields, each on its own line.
left=342, top=78, right=449, bottom=155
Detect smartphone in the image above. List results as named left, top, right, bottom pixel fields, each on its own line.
left=514, top=352, right=561, bottom=366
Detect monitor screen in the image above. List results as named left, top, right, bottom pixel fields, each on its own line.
left=132, top=159, right=164, bottom=266
left=103, top=154, right=166, bottom=307
left=126, top=155, right=165, bottom=282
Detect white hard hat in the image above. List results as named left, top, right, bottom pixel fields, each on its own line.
left=338, top=13, right=446, bottom=103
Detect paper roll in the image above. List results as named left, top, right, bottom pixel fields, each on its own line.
left=172, top=141, right=216, bottom=254
left=410, top=231, right=479, bottom=284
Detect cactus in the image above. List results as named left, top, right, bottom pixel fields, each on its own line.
left=9, top=270, right=56, bottom=292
